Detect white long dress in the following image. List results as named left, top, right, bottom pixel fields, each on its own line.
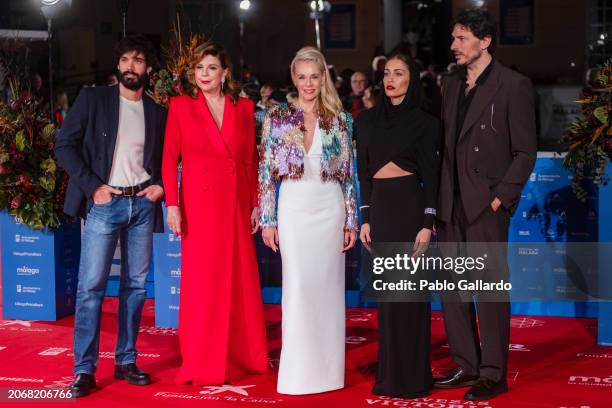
left=276, top=121, right=346, bottom=395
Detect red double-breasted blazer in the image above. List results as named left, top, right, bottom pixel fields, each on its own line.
left=161, top=92, right=267, bottom=385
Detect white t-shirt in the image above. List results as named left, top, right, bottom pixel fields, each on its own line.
left=107, top=96, right=151, bottom=187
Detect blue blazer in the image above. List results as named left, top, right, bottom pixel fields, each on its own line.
left=55, top=85, right=167, bottom=232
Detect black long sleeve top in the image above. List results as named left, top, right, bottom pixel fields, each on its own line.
left=355, top=107, right=441, bottom=230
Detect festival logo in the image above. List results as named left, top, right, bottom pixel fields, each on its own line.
left=13, top=234, right=39, bottom=243
left=576, top=350, right=612, bottom=359
left=13, top=251, right=43, bottom=257
left=364, top=396, right=493, bottom=407
left=154, top=385, right=283, bottom=404
left=138, top=325, right=178, bottom=336
left=0, top=376, right=44, bottom=383
left=65, top=351, right=161, bottom=359
left=16, top=266, right=41, bottom=276
left=568, top=375, right=612, bottom=387
left=14, top=286, right=41, bottom=294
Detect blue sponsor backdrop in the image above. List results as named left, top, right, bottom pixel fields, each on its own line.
left=152, top=205, right=181, bottom=328
left=508, top=156, right=599, bottom=318
left=597, top=164, right=612, bottom=345
left=1, top=211, right=80, bottom=320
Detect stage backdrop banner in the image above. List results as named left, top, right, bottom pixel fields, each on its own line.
left=509, top=156, right=598, bottom=317
left=152, top=206, right=181, bottom=328
left=598, top=163, right=612, bottom=345
left=0, top=211, right=80, bottom=320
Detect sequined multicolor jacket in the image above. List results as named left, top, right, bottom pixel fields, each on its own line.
left=258, top=104, right=358, bottom=231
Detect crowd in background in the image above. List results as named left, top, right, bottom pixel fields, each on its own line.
left=1, top=48, right=512, bottom=143
left=238, top=55, right=467, bottom=145
left=1, top=48, right=467, bottom=136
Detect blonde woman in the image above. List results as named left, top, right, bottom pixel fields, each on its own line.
left=258, top=46, right=358, bottom=394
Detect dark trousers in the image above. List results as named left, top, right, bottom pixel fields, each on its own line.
left=437, top=195, right=511, bottom=383
left=371, top=175, right=433, bottom=398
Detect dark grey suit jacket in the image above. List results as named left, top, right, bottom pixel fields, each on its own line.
left=55, top=85, right=167, bottom=232
left=437, top=60, right=537, bottom=225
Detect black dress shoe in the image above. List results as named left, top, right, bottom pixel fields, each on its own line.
left=69, top=373, right=96, bottom=398
left=464, top=377, right=508, bottom=401
left=113, top=363, right=151, bottom=385
left=433, top=367, right=479, bottom=389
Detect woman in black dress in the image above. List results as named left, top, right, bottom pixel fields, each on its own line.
left=355, top=53, right=440, bottom=398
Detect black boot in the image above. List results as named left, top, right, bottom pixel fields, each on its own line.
left=113, top=363, right=151, bottom=385
left=69, top=373, right=96, bottom=398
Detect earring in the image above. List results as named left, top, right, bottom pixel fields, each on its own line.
left=222, top=76, right=226, bottom=87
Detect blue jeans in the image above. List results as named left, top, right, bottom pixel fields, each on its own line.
left=73, top=195, right=154, bottom=374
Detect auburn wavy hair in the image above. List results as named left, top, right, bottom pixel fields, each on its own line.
left=186, top=41, right=239, bottom=104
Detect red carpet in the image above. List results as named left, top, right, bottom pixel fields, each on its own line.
left=0, top=298, right=610, bottom=407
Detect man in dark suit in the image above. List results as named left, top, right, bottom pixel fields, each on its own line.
left=55, top=35, right=167, bottom=397
left=434, top=9, right=536, bottom=400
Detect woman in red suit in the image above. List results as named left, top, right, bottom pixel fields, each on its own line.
left=162, top=41, right=268, bottom=385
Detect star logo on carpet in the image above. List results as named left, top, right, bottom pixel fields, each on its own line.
left=199, top=385, right=255, bottom=396
left=0, top=320, right=33, bottom=327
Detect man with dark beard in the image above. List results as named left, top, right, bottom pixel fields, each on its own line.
left=55, top=35, right=167, bottom=397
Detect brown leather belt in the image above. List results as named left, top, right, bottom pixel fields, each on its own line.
left=111, top=180, right=151, bottom=197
